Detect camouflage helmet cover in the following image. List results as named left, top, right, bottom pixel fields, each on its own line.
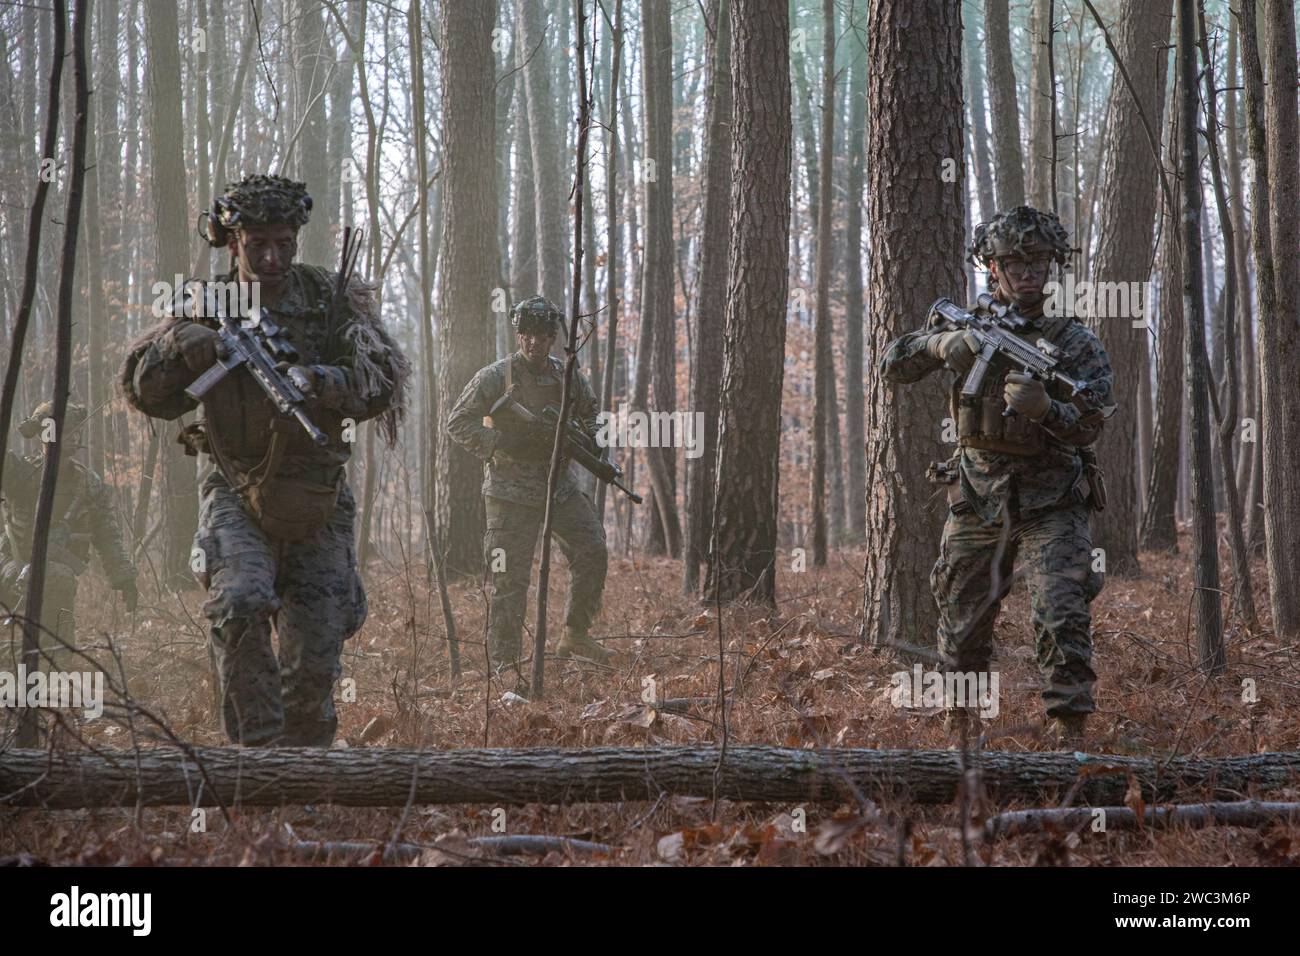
left=510, top=296, right=564, bottom=334
left=970, top=205, right=1073, bottom=267
left=17, top=400, right=88, bottom=439
left=202, top=174, right=312, bottom=246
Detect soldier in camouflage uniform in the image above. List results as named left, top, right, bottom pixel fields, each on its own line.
left=1, top=402, right=137, bottom=669
left=881, top=207, right=1115, bottom=746
left=119, top=174, right=409, bottom=747
left=447, top=296, right=613, bottom=670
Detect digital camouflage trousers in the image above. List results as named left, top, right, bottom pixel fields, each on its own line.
left=931, top=500, right=1102, bottom=718
left=194, top=476, right=366, bottom=747
left=483, top=493, right=607, bottom=665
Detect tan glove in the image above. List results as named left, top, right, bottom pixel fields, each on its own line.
left=1003, top=371, right=1051, bottom=421
left=170, top=321, right=221, bottom=372
left=926, top=330, right=979, bottom=374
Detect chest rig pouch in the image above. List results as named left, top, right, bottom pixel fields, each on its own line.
left=512, top=353, right=563, bottom=415
left=952, top=308, right=1074, bottom=457
left=180, top=270, right=342, bottom=542
left=485, top=353, right=567, bottom=464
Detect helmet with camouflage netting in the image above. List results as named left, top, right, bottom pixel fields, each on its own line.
left=17, top=400, right=88, bottom=439
left=969, top=205, right=1074, bottom=268
left=200, top=174, right=313, bottom=247
left=509, top=296, right=564, bottom=335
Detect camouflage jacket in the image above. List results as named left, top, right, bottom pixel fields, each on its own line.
left=119, top=264, right=408, bottom=484
left=447, top=351, right=600, bottom=507
left=881, top=302, right=1115, bottom=523
left=0, top=450, right=135, bottom=586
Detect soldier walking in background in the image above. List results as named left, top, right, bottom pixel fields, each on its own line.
left=447, top=296, right=614, bottom=675
left=1, top=402, right=137, bottom=670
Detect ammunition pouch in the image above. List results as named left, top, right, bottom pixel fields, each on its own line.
left=1078, top=448, right=1107, bottom=512
left=956, top=393, right=1048, bottom=457
left=200, top=417, right=340, bottom=541
left=244, top=474, right=340, bottom=542
left=928, top=457, right=971, bottom=515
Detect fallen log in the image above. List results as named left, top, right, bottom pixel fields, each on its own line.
left=2, top=746, right=1297, bottom=809
left=984, top=800, right=1300, bottom=840
left=287, top=835, right=614, bottom=863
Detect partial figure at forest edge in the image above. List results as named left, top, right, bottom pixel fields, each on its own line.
left=881, top=206, right=1116, bottom=749
left=446, top=296, right=614, bottom=678
left=118, top=174, right=410, bottom=747
left=0, top=401, right=137, bottom=670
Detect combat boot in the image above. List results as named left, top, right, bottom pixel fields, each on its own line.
left=1051, top=713, right=1088, bottom=750
left=556, top=628, right=616, bottom=663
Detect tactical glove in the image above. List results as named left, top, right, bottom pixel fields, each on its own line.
left=926, top=330, right=979, bottom=374
left=1003, top=372, right=1052, bottom=421
left=171, top=321, right=222, bottom=372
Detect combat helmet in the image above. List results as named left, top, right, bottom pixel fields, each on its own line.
left=200, top=174, right=313, bottom=247
left=969, top=205, right=1074, bottom=268
left=510, top=296, right=564, bottom=335
left=17, top=400, right=88, bottom=440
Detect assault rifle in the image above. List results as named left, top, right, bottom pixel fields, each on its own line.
left=183, top=287, right=329, bottom=447
left=928, top=293, right=1097, bottom=417
left=488, top=387, right=643, bottom=503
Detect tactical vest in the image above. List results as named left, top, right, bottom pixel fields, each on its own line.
left=502, top=352, right=564, bottom=422
left=952, top=303, right=1075, bottom=457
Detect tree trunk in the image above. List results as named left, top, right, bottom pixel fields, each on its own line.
left=510, top=67, right=537, bottom=300
left=1255, top=0, right=1300, bottom=638
left=144, top=0, right=200, bottom=590
left=435, top=0, right=498, bottom=575
left=0, top=0, right=64, bottom=508
left=594, top=0, right=624, bottom=526
left=984, top=0, right=1025, bottom=210
left=517, top=0, right=567, bottom=311
left=986, top=800, right=1300, bottom=839
left=1223, top=11, right=1258, bottom=541
left=843, top=8, right=867, bottom=541
left=1195, top=0, right=1256, bottom=629
left=708, top=0, right=791, bottom=605
left=792, top=11, right=821, bottom=238
left=809, top=0, right=835, bottom=567
left=1087, top=0, right=1173, bottom=579
left=634, top=0, right=681, bottom=558
left=1026, top=0, right=1055, bottom=209
left=683, top=0, right=730, bottom=595
left=1139, top=104, right=1183, bottom=553
left=860, top=0, right=964, bottom=652
left=963, top=0, right=996, bottom=224
left=291, top=0, right=330, bottom=265
left=5, top=746, right=1299, bottom=808
left=1135, top=327, right=1152, bottom=512
left=1177, top=0, right=1224, bottom=673
left=17, top=0, right=88, bottom=747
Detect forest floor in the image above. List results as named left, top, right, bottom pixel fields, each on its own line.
left=3, top=526, right=1299, bottom=867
